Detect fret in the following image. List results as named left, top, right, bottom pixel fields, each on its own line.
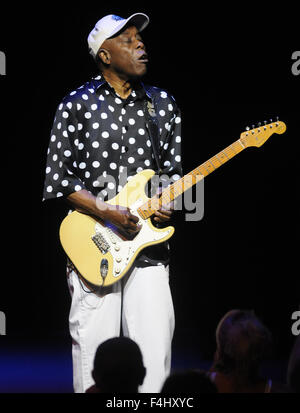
left=211, top=155, right=223, bottom=167
left=207, top=159, right=216, bottom=170
left=220, top=150, right=229, bottom=160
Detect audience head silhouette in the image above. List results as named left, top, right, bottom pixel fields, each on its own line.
left=161, top=369, right=217, bottom=393
left=212, top=309, right=272, bottom=391
left=91, top=337, right=146, bottom=393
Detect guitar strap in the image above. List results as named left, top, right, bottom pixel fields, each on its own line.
left=143, top=98, right=162, bottom=175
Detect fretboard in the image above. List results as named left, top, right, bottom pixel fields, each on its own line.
left=137, top=139, right=245, bottom=219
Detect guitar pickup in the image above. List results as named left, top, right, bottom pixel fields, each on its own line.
left=92, top=233, right=110, bottom=254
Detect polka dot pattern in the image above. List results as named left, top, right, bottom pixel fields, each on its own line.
left=43, top=74, right=182, bottom=206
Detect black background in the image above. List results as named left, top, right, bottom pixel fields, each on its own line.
left=0, top=1, right=299, bottom=369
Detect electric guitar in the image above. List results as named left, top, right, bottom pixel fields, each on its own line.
left=59, top=120, right=286, bottom=287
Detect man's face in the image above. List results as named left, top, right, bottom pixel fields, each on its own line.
left=100, top=25, right=148, bottom=79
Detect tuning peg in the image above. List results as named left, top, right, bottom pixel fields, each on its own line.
left=276, top=116, right=279, bottom=121
left=246, top=126, right=250, bottom=131
left=257, top=122, right=261, bottom=127
left=264, top=120, right=267, bottom=125
left=252, top=124, right=255, bottom=129
left=270, top=118, right=273, bottom=122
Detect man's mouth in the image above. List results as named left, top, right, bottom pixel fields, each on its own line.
left=137, top=53, right=149, bottom=63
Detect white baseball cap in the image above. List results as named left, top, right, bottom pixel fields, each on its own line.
left=88, top=13, right=149, bottom=59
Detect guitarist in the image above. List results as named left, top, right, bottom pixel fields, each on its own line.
left=43, top=13, right=183, bottom=393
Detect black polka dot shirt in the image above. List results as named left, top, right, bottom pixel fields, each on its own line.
left=43, top=74, right=183, bottom=265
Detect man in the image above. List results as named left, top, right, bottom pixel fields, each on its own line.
left=43, top=13, right=182, bottom=393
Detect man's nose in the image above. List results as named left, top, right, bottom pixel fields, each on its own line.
left=136, top=39, right=145, bottom=50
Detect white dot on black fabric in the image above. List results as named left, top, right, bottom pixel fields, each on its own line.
left=62, top=180, right=68, bottom=187
left=91, top=104, right=97, bottom=111
left=64, top=150, right=71, bottom=157
left=128, top=157, right=135, bottom=164
left=93, top=122, right=99, bottom=129
left=92, top=141, right=99, bottom=148
left=84, top=112, right=91, bottom=119
left=111, top=123, right=118, bottom=130
left=92, top=161, right=100, bottom=168
left=62, top=111, right=69, bottom=119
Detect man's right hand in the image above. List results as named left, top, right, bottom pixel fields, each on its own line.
left=101, top=203, right=141, bottom=236
left=67, top=189, right=141, bottom=237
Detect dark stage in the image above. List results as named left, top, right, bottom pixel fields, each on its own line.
left=0, top=2, right=299, bottom=393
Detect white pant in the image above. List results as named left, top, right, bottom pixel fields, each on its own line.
left=67, top=264, right=175, bottom=393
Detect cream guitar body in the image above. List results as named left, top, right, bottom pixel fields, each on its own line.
left=59, top=169, right=174, bottom=287
left=59, top=120, right=286, bottom=288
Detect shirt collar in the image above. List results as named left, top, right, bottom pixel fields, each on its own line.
left=91, top=74, right=152, bottom=102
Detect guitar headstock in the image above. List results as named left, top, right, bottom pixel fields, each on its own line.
left=240, top=119, right=286, bottom=148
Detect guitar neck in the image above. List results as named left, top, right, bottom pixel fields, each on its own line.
left=137, top=138, right=246, bottom=219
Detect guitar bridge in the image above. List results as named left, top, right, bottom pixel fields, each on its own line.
left=92, top=233, right=110, bottom=254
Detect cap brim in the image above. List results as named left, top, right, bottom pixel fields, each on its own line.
left=109, top=13, right=149, bottom=38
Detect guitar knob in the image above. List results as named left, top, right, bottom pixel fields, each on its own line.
left=116, top=257, right=122, bottom=263
left=114, top=245, right=120, bottom=251
left=115, top=267, right=120, bottom=274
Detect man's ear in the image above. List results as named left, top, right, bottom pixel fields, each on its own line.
left=98, top=48, right=111, bottom=65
